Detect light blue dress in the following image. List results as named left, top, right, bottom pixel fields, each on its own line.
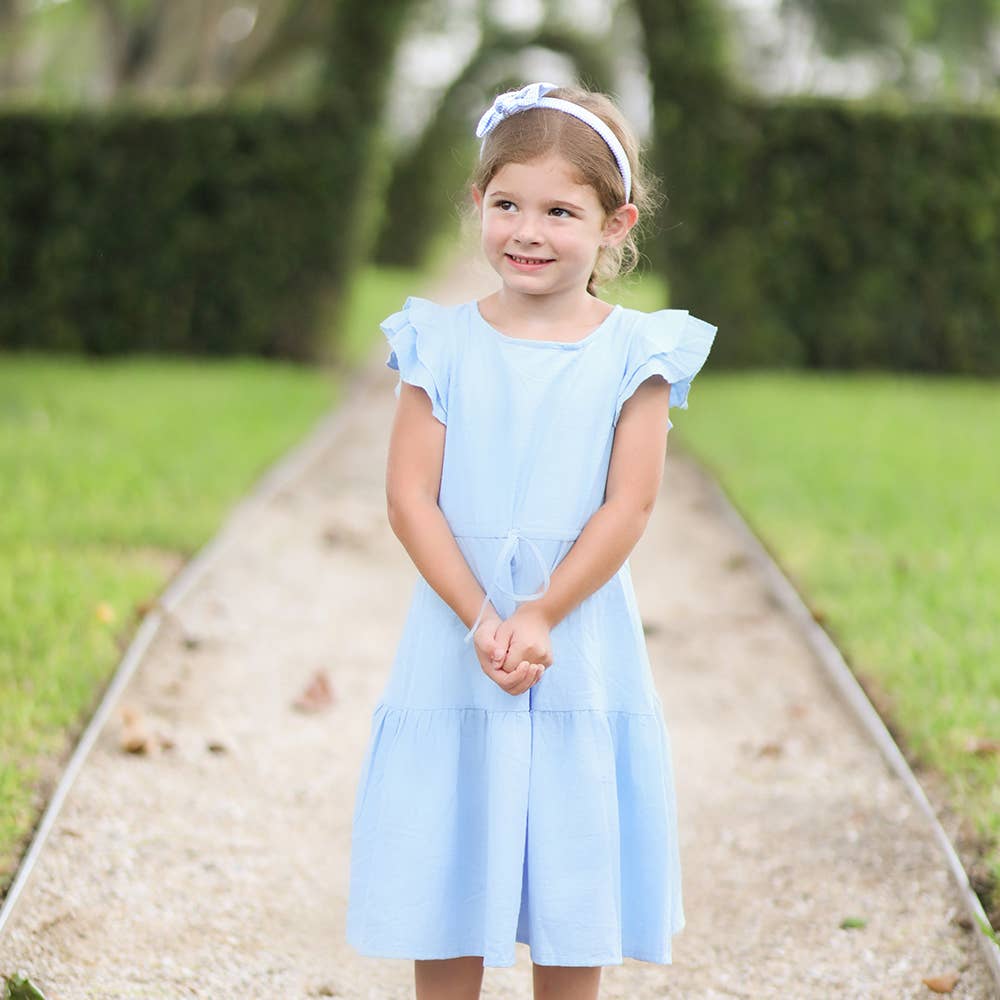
left=346, top=295, right=718, bottom=968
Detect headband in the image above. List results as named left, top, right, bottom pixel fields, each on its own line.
left=475, top=81, right=632, bottom=204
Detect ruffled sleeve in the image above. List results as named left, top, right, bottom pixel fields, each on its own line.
left=381, top=296, right=453, bottom=426
left=614, top=309, right=718, bottom=430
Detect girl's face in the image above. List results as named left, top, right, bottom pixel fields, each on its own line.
left=471, top=154, right=634, bottom=299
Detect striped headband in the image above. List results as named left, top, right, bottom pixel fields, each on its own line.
left=475, top=81, right=633, bottom=204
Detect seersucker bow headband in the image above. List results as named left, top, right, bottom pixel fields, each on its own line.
left=475, top=81, right=633, bottom=204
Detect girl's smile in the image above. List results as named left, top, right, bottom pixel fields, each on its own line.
left=506, top=252, right=556, bottom=270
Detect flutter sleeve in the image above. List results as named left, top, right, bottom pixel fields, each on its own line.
left=614, top=309, right=718, bottom=430
left=380, top=296, right=453, bottom=426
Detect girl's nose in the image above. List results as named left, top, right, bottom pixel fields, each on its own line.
left=513, top=216, right=543, bottom=244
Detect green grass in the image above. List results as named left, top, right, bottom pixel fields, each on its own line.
left=604, top=267, right=669, bottom=312
left=337, top=264, right=438, bottom=366
left=675, top=370, right=1000, bottom=916
left=0, top=263, right=429, bottom=894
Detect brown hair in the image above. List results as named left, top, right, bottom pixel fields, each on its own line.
left=466, top=85, right=662, bottom=295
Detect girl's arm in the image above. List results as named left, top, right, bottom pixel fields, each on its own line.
left=386, top=381, right=496, bottom=633
left=533, top=375, right=672, bottom=630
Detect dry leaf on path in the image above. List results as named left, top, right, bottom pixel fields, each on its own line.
left=921, top=970, right=960, bottom=993
left=134, top=597, right=157, bottom=618
left=119, top=705, right=152, bottom=755
left=964, top=736, right=1000, bottom=756
left=293, top=669, right=335, bottom=713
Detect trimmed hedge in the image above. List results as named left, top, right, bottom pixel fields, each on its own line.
left=657, top=94, right=1000, bottom=373
left=0, top=105, right=347, bottom=360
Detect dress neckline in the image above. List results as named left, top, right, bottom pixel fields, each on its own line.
left=472, top=300, right=621, bottom=349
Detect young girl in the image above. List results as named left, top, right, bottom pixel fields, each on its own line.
left=346, top=81, right=718, bottom=1000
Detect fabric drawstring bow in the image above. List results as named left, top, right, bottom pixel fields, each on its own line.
left=474, top=81, right=633, bottom=204
left=463, top=527, right=552, bottom=646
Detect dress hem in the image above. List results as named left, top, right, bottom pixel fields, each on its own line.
left=345, top=925, right=684, bottom=969
left=376, top=701, right=660, bottom=717
left=345, top=944, right=679, bottom=969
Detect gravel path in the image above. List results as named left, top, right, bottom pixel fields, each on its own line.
left=1, top=264, right=995, bottom=999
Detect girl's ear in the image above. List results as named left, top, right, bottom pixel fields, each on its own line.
left=602, top=203, right=639, bottom=247
left=471, top=185, right=484, bottom=211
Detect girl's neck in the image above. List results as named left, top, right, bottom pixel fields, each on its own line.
left=481, top=287, right=611, bottom=337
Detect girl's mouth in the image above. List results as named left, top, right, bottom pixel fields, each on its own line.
left=505, top=253, right=555, bottom=271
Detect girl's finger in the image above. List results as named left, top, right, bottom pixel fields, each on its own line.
left=508, top=661, right=532, bottom=695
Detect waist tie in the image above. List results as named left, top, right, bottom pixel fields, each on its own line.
left=463, top=527, right=552, bottom=645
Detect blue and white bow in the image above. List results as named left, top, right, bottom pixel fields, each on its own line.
left=474, top=81, right=633, bottom=203
left=475, top=82, right=559, bottom=139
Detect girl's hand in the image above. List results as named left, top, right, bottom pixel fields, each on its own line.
left=471, top=607, right=546, bottom=696
left=493, top=604, right=553, bottom=677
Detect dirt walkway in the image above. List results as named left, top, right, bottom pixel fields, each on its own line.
left=1, top=263, right=995, bottom=999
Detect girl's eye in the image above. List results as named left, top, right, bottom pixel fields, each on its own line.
left=550, top=207, right=572, bottom=218
left=495, top=199, right=515, bottom=211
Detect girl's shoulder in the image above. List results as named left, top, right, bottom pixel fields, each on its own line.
left=381, top=295, right=465, bottom=332
left=380, top=296, right=464, bottom=426
left=613, top=303, right=716, bottom=340
left=612, top=303, right=719, bottom=416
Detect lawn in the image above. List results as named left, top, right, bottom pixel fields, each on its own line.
left=0, top=263, right=426, bottom=895
left=674, top=369, right=1000, bottom=919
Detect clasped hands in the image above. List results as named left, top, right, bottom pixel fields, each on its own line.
left=471, top=602, right=553, bottom=696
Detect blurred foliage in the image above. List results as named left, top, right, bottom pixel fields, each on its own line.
left=654, top=90, right=1000, bottom=373
left=2, top=0, right=999, bottom=365
left=636, top=0, right=1000, bottom=373
left=2, top=0, right=998, bottom=108
left=784, top=0, right=1000, bottom=101
left=0, top=0, right=334, bottom=105
left=0, top=105, right=343, bottom=358
left=0, top=0, right=417, bottom=359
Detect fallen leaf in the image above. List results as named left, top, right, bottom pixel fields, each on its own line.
left=964, top=736, right=1000, bottom=756
left=321, top=524, right=370, bottom=550
left=757, top=741, right=783, bottom=757
left=839, top=915, right=867, bottom=929
left=206, top=740, right=228, bottom=754
left=135, top=597, right=157, bottom=617
left=95, top=601, right=116, bottom=624
left=119, top=705, right=152, bottom=755
left=293, top=669, right=335, bottom=713
left=921, top=970, right=960, bottom=993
